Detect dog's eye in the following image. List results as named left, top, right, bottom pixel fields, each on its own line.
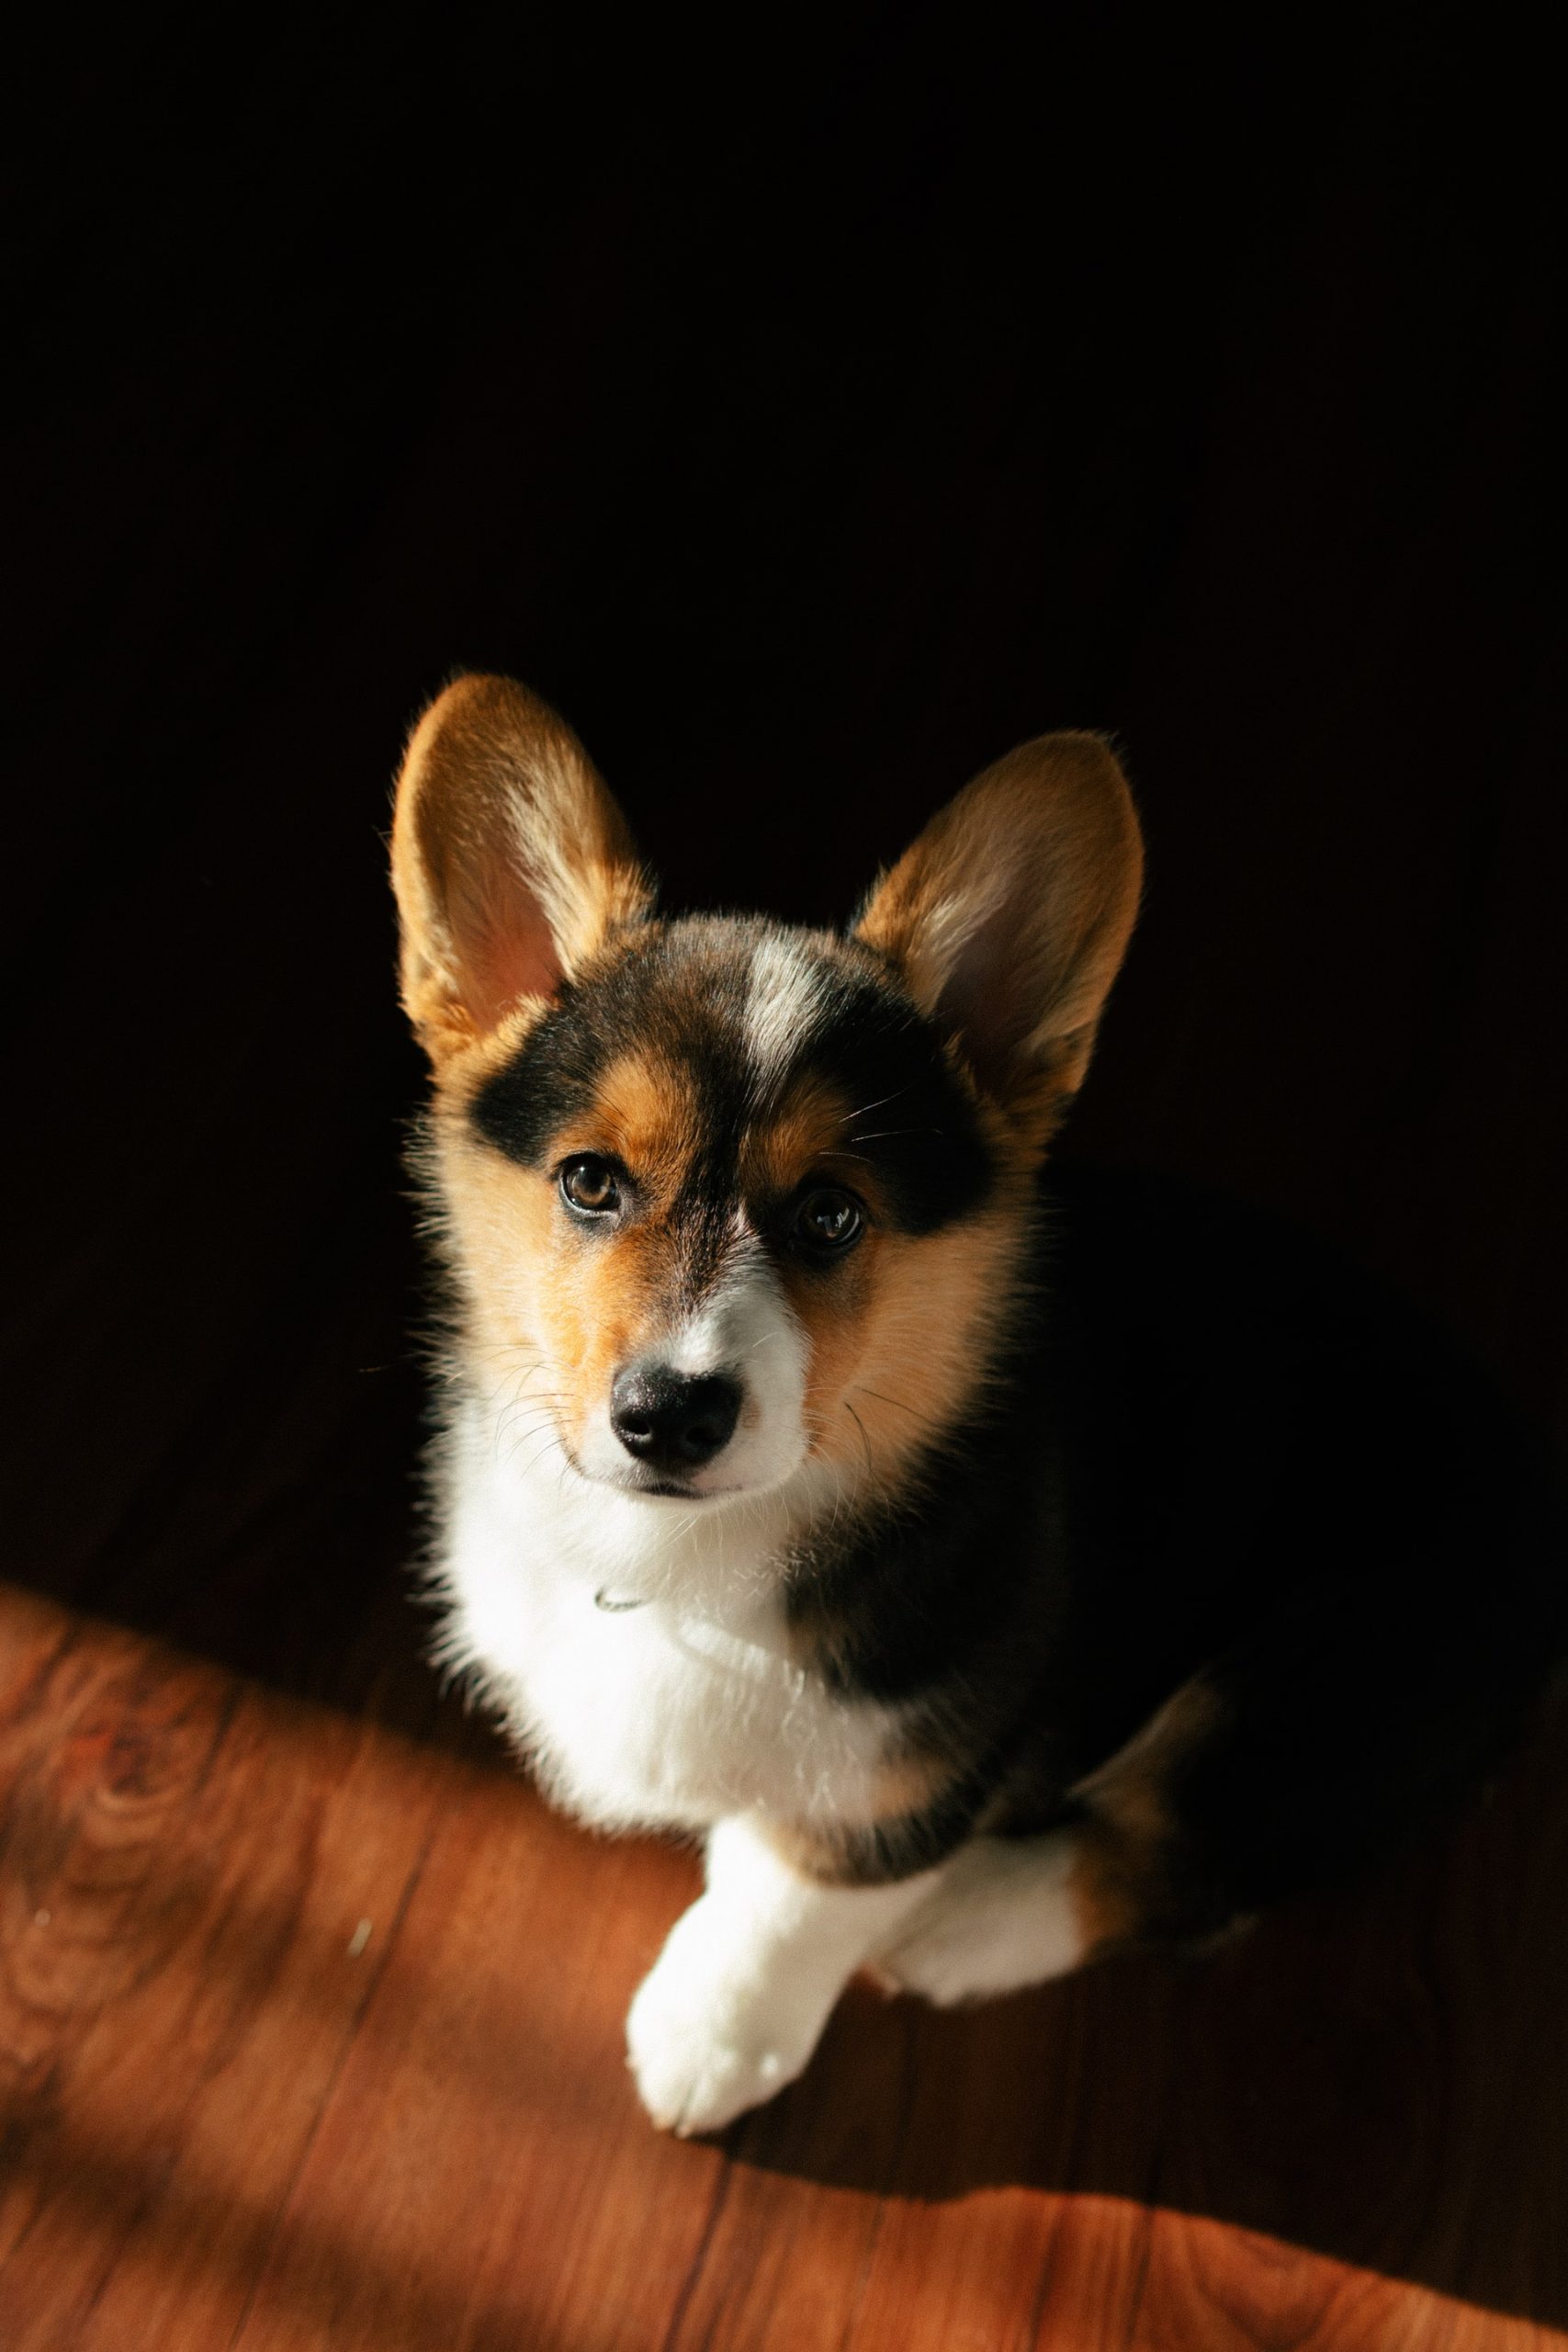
left=794, top=1187, right=863, bottom=1254
left=559, top=1156, right=622, bottom=1216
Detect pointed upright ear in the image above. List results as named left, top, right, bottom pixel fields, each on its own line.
left=854, top=731, right=1143, bottom=1143
left=390, top=673, right=650, bottom=1065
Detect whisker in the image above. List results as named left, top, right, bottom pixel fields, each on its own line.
left=851, top=1384, right=937, bottom=1429
left=500, top=1417, right=563, bottom=1459
left=843, top=1399, right=876, bottom=1484
left=494, top=1396, right=568, bottom=1445
left=844, top=1127, right=943, bottom=1145
left=517, top=1427, right=568, bottom=1477
left=838, top=1084, right=912, bottom=1126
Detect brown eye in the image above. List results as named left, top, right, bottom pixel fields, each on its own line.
left=794, top=1187, right=863, bottom=1254
left=559, top=1155, right=622, bottom=1216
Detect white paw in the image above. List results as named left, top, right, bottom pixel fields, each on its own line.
left=875, top=1833, right=1086, bottom=2006
left=626, top=1894, right=828, bottom=2134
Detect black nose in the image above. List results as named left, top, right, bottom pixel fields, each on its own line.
left=609, top=1367, right=742, bottom=1475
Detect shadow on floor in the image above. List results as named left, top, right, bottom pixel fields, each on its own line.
left=734, top=1688, right=1568, bottom=2332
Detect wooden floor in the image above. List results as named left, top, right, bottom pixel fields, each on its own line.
left=3, top=1563, right=1567, bottom=2351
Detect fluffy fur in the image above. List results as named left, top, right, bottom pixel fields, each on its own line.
left=391, top=673, right=1564, bottom=2135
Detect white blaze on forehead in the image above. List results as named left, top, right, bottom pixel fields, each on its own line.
left=744, top=932, right=833, bottom=1097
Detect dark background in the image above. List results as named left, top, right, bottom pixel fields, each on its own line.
left=6, top=9, right=1564, bottom=1709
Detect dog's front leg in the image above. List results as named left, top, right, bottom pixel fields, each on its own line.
left=626, top=1815, right=941, bottom=2134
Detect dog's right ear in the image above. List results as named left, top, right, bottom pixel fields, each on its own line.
left=854, top=730, right=1143, bottom=1147
left=390, top=674, right=650, bottom=1066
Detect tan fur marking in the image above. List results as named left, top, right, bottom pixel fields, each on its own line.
left=869, top=1743, right=957, bottom=1821
left=577, top=1052, right=699, bottom=1187
left=785, top=1201, right=1031, bottom=1487
left=739, top=1075, right=866, bottom=1202
left=748, top=1722, right=961, bottom=1885
left=752, top=1819, right=844, bottom=1884
left=1071, top=1678, right=1224, bottom=1844
left=424, top=1093, right=676, bottom=1468
left=1064, top=1826, right=1150, bottom=1954
left=428, top=1111, right=559, bottom=1374
left=528, top=1051, right=711, bottom=1434
left=1064, top=1679, right=1230, bottom=1953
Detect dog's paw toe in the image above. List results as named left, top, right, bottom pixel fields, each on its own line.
left=625, top=1905, right=818, bottom=2134
left=626, top=2009, right=790, bottom=2136
left=876, top=1834, right=1086, bottom=2007
left=875, top=1911, right=1010, bottom=2006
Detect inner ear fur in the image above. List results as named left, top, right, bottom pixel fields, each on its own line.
left=390, top=673, right=649, bottom=1064
left=854, top=730, right=1144, bottom=1141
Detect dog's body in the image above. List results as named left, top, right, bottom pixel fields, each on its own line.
left=393, top=675, right=1563, bottom=2133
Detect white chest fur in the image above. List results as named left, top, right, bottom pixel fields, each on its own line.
left=434, top=1397, right=897, bottom=1836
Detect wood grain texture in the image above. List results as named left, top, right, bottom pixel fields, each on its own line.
left=2, top=1580, right=1565, bottom=2352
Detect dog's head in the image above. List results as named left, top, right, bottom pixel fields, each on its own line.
left=391, top=676, right=1142, bottom=1507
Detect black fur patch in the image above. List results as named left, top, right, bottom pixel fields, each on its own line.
left=468, top=916, right=996, bottom=1238
left=783, top=1165, right=1568, bottom=1899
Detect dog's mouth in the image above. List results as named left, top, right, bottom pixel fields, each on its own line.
left=586, top=1460, right=759, bottom=1506
left=611, top=1469, right=734, bottom=1503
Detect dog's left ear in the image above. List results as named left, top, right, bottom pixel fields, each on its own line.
left=854, top=731, right=1144, bottom=1143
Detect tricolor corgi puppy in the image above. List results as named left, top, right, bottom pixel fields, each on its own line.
left=390, top=673, right=1562, bottom=2136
